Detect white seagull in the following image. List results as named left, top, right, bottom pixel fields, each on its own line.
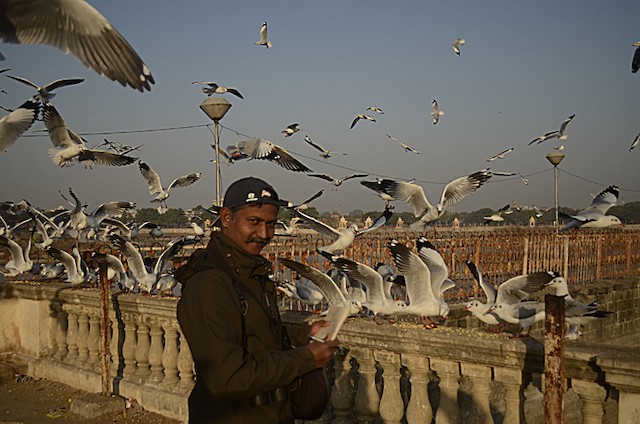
left=556, top=114, right=575, bottom=141
left=191, top=81, right=244, bottom=99
left=303, top=135, right=348, bottom=160
left=46, top=245, right=92, bottom=285
left=308, top=173, right=368, bottom=189
left=360, top=169, right=492, bottom=231
left=0, top=0, right=154, bottom=91
left=452, top=38, right=465, bottom=56
left=281, top=123, right=301, bottom=137
left=233, top=138, right=312, bottom=172
left=292, top=206, right=393, bottom=255
left=91, top=252, right=136, bottom=291
left=138, top=160, right=201, bottom=207
left=387, top=239, right=453, bottom=328
left=279, top=258, right=353, bottom=340
left=629, top=132, right=640, bottom=151
left=43, top=102, right=137, bottom=167
left=483, top=204, right=511, bottom=223
left=486, top=147, right=514, bottom=162
left=333, top=257, right=406, bottom=322
left=65, top=188, right=136, bottom=238
left=430, top=99, right=444, bottom=125
left=0, top=232, right=34, bottom=276
left=559, top=185, right=621, bottom=232
left=464, top=260, right=507, bottom=332
left=6, top=75, right=83, bottom=101
left=0, top=97, right=40, bottom=154
left=255, top=21, right=273, bottom=48
left=386, top=134, right=420, bottom=154
left=350, top=114, right=376, bottom=129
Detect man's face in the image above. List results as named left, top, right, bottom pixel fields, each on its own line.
left=220, top=204, right=278, bottom=255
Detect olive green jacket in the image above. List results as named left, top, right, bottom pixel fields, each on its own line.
left=177, top=232, right=316, bottom=424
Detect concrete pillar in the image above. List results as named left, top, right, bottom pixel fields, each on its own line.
left=330, top=349, right=355, bottom=424
left=134, top=317, right=151, bottom=381
left=402, top=353, right=433, bottom=424
left=430, top=358, right=461, bottom=424
left=494, top=367, right=526, bottom=423
left=147, top=319, right=164, bottom=383
left=161, top=321, right=180, bottom=386
left=122, top=313, right=137, bottom=379
left=351, top=347, right=380, bottom=424
left=374, top=350, right=404, bottom=424
left=571, top=380, right=606, bottom=424
left=65, top=308, right=79, bottom=363
left=87, top=313, right=100, bottom=366
left=109, top=313, right=123, bottom=380
left=54, top=307, right=67, bottom=361
left=177, top=329, right=194, bottom=390
left=461, top=363, right=492, bottom=424
left=76, top=310, right=89, bottom=364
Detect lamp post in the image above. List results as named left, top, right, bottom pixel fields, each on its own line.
left=200, top=97, right=232, bottom=207
left=545, top=151, right=565, bottom=228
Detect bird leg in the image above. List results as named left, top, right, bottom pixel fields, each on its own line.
left=487, top=324, right=507, bottom=333
left=420, top=315, right=438, bottom=329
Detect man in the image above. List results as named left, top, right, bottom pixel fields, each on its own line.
left=177, top=176, right=338, bottom=423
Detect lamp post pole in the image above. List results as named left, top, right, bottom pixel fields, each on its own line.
left=545, top=151, right=565, bottom=229
left=200, top=98, right=232, bottom=207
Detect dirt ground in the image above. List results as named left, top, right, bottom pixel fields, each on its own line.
left=0, top=374, right=181, bottom=424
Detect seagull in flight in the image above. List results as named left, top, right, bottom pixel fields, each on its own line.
left=360, top=169, right=492, bottom=231
left=233, top=138, right=312, bottom=172
left=191, top=81, right=244, bottom=99
left=43, top=102, right=137, bottom=167
left=528, top=114, right=575, bottom=145
left=7, top=75, right=83, bottom=101
left=632, top=41, right=640, bottom=73
left=483, top=204, right=511, bottom=223
left=308, top=173, right=368, bottom=189
left=366, top=107, right=384, bottom=114
left=138, top=160, right=201, bottom=207
left=350, top=114, right=376, bottom=129
left=559, top=185, right=621, bottom=232
left=452, top=38, right=465, bottom=56
left=486, top=147, right=514, bottom=162
left=386, top=134, right=420, bottom=154
left=556, top=114, right=576, bottom=141
left=255, top=21, right=273, bottom=48
left=281, top=122, right=301, bottom=137
left=430, top=99, right=444, bottom=125
left=0, top=0, right=154, bottom=91
left=303, top=135, right=347, bottom=160
left=629, top=132, right=640, bottom=151
left=0, top=97, right=40, bottom=154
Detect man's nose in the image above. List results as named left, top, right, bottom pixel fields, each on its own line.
left=256, top=222, right=269, bottom=238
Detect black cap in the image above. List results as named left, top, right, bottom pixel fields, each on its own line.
left=222, top=177, right=290, bottom=209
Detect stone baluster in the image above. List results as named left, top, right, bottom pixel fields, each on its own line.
left=571, top=380, right=606, bottom=424
left=177, top=329, right=195, bottom=390
left=350, top=347, right=380, bottom=424
left=87, top=313, right=100, bottom=366
left=76, top=308, right=89, bottom=364
left=122, top=313, right=137, bottom=379
left=53, top=306, right=68, bottom=361
left=147, top=319, right=165, bottom=384
left=109, top=314, right=124, bottom=378
left=134, top=317, right=151, bottom=382
left=65, top=307, right=79, bottom=363
left=330, top=348, right=356, bottom=424
left=430, top=358, right=461, bottom=424
left=461, top=363, right=492, bottom=424
left=402, top=354, right=433, bottom=424
left=374, top=350, right=404, bottom=424
left=493, top=367, right=526, bottom=424
left=161, top=321, right=180, bottom=386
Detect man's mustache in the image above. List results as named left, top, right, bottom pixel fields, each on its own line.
left=247, top=237, right=270, bottom=244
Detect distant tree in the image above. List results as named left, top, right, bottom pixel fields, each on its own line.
left=135, top=208, right=188, bottom=227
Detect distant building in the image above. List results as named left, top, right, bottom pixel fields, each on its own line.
left=338, top=216, right=348, bottom=230
left=364, top=216, right=373, bottom=229
left=395, top=217, right=404, bottom=229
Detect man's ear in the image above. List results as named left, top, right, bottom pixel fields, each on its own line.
left=219, top=207, right=232, bottom=228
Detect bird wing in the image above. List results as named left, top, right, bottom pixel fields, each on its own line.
left=415, top=237, right=449, bottom=297
left=280, top=258, right=346, bottom=306
left=303, top=135, right=327, bottom=154
left=358, top=206, right=393, bottom=235
left=633, top=46, right=640, bottom=73
left=138, top=161, right=163, bottom=195
left=334, top=257, right=387, bottom=304
left=294, top=189, right=324, bottom=209
left=349, top=116, right=361, bottom=129
left=0, top=1, right=154, bottom=91
left=46, top=246, right=77, bottom=276
left=0, top=97, right=40, bottom=153
left=77, top=149, right=137, bottom=166
left=342, top=173, right=368, bottom=182
left=226, top=88, right=244, bottom=99
left=109, top=233, right=148, bottom=279
left=465, top=260, right=496, bottom=304
left=630, top=132, right=640, bottom=151
left=558, top=114, right=575, bottom=134
left=93, top=201, right=135, bottom=224
left=5, top=74, right=39, bottom=89
left=268, top=144, right=312, bottom=172
left=42, top=102, right=79, bottom=148
left=43, top=78, right=85, bottom=92
left=388, top=240, right=435, bottom=305
left=579, top=185, right=619, bottom=217
left=308, top=173, right=335, bottom=183
left=495, top=271, right=555, bottom=304
left=168, top=172, right=202, bottom=191
left=290, top=209, right=342, bottom=239
left=191, top=81, right=217, bottom=88
left=362, top=179, right=429, bottom=217
left=259, top=21, right=269, bottom=43
left=439, top=169, right=492, bottom=210
left=0, top=235, right=24, bottom=263
left=153, top=238, right=186, bottom=275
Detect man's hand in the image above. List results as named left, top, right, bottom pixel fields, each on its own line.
left=308, top=320, right=330, bottom=337
left=306, top=338, right=340, bottom=368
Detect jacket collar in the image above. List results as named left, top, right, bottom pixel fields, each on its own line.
left=207, top=231, right=272, bottom=280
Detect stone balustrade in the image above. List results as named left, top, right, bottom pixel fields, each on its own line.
left=1, top=280, right=639, bottom=423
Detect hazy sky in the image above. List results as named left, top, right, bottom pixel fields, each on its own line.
left=1, top=1, right=639, bottom=217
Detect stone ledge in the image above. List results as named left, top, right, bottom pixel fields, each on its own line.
left=69, top=392, right=125, bottom=418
